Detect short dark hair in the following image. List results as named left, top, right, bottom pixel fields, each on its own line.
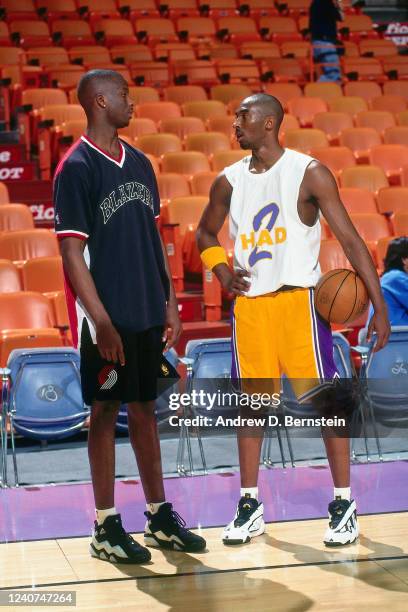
left=383, top=236, right=408, bottom=273
left=242, top=93, right=284, bottom=132
left=77, top=69, right=125, bottom=109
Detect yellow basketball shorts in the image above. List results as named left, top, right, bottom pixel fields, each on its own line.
left=231, top=288, right=339, bottom=402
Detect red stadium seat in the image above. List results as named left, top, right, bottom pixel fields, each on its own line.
left=176, top=17, right=216, bottom=42
left=217, top=17, right=260, bottom=44
left=284, top=129, right=329, bottom=154
left=259, top=17, right=301, bottom=43
left=328, top=96, right=368, bottom=118
left=0, top=205, right=34, bottom=232
left=304, top=82, right=342, bottom=103
left=215, top=59, right=260, bottom=84
left=369, top=95, right=407, bottom=114
left=134, top=18, right=178, bottom=44
left=162, top=151, right=211, bottom=176
left=339, top=188, right=378, bottom=214
left=369, top=145, right=408, bottom=184
left=0, top=260, right=22, bottom=293
left=93, top=19, right=137, bottom=47
left=0, top=230, right=59, bottom=264
left=340, top=166, right=389, bottom=193
left=185, top=132, right=231, bottom=156
left=210, top=84, right=252, bottom=105
left=339, top=127, right=382, bottom=163
left=319, top=240, right=352, bottom=274
left=349, top=213, right=391, bottom=261
left=376, top=187, right=408, bottom=214
left=310, top=146, right=356, bottom=180
left=36, top=0, right=77, bottom=20
left=129, top=86, right=160, bottom=105
left=383, top=127, right=408, bottom=147
left=391, top=211, right=408, bottom=236
left=51, top=20, right=94, bottom=48
left=137, top=133, right=183, bottom=158
left=190, top=171, right=218, bottom=196
left=22, top=256, right=64, bottom=294
left=383, top=81, right=408, bottom=102
left=10, top=20, right=51, bottom=49
left=158, top=117, right=206, bottom=140
left=136, top=102, right=181, bottom=122
left=313, top=112, right=353, bottom=145
left=264, top=83, right=303, bottom=110
left=164, top=86, right=207, bottom=105
left=240, top=42, right=280, bottom=60
left=173, top=60, right=218, bottom=87
left=287, top=97, right=328, bottom=127
left=110, top=45, right=153, bottom=63
left=343, top=81, right=382, bottom=103
left=182, top=100, right=227, bottom=121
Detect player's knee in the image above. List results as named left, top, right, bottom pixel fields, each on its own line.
left=311, top=380, right=358, bottom=421
left=127, top=401, right=156, bottom=424
left=91, top=400, right=121, bottom=421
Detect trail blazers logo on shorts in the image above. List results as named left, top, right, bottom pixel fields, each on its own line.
left=98, top=366, right=118, bottom=390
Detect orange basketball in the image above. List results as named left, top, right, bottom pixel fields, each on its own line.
left=314, top=269, right=369, bottom=324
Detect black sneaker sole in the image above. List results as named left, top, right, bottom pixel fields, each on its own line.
left=90, top=543, right=151, bottom=564
left=144, top=533, right=206, bottom=552
left=324, top=536, right=359, bottom=548
left=222, top=536, right=250, bottom=545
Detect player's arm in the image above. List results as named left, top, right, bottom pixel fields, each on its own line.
left=196, top=173, right=250, bottom=295
left=158, top=234, right=182, bottom=350
left=59, top=238, right=125, bottom=365
left=143, top=152, right=182, bottom=350
left=304, top=161, right=390, bottom=351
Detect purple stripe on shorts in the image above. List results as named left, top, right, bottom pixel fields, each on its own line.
left=230, top=301, right=239, bottom=379
left=309, top=289, right=324, bottom=380
left=316, top=314, right=339, bottom=379
left=309, top=288, right=339, bottom=380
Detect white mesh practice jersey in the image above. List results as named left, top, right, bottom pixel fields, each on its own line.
left=223, top=148, right=321, bottom=297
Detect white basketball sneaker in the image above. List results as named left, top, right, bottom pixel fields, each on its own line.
left=222, top=494, right=265, bottom=545
left=324, top=498, right=359, bottom=547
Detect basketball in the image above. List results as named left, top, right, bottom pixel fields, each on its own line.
left=314, top=269, right=369, bottom=324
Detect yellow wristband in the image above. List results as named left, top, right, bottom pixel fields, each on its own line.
left=200, top=246, right=228, bottom=270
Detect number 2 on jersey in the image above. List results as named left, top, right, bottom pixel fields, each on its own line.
left=248, top=203, right=280, bottom=267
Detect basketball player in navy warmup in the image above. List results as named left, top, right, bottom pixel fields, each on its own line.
left=54, top=70, right=205, bottom=564
left=197, top=94, right=390, bottom=547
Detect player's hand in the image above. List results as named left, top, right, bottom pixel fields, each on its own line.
left=367, top=308, right=391, bottom=352
left=221, top=269, right=251, bottom=296
left=96, top=319, right=125, bottom=366
left=163, top=302, right=182, bottom=350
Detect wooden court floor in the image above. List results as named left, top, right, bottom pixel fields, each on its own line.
left=1, top=512, right=407, bottom=611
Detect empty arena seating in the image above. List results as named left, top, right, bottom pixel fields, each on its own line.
left=340, top=166, right=389, bottom=193
left=0, top=0, right=406, bottom=340
left=0, top=205, right=34, bottom=232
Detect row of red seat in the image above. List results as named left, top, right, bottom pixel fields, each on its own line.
left=3, top=38, right=401, bottom=68
left=0, top=200, right=405, bottom=303
left=0, top=0, right=311, bottom=22
left=1, top=13, right=382, bottom=49
left=0, top=0, right=361, bottom=24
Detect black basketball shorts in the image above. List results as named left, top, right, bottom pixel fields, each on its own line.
left=79, top=319, right=164, bottom=405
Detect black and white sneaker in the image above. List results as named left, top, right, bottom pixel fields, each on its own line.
left=222, top=494, right=265, bottom=545
left=90, top=514, right=151, bottom=564
left=324, top=498, right=359, bottom=547
left=144, top=502, right=206, bottom=552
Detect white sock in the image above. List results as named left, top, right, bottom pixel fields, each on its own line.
left=96, top=507, right=117, bottom=525
left=334, top=487, right=351, bottom=501
left=240, top=487, right=258, bottom=500
left=146, top=501, right=166, bottom=515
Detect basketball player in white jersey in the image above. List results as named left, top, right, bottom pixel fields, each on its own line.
left=197, top=94, right=390, bottom=546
